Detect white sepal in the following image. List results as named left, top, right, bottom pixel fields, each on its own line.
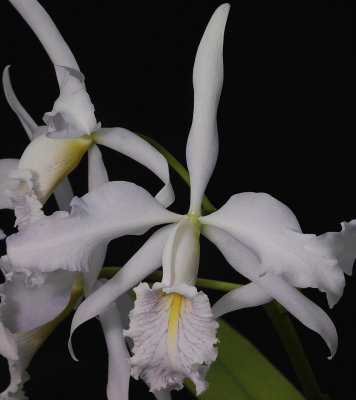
left=186, top=4, right=229, bottom=214
left=2, top=66, right=36, bottom=140
left=9, top=0, right=79, bottom=70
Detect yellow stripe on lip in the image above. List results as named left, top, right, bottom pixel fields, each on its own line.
left=167, top=293, right=185, bottom=365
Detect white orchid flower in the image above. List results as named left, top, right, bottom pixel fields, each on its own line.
left=5, top=2, right=356, bottom=396
left=1, top=84, right=170, bottom=399
left=6, top=0, right=174, bottom=229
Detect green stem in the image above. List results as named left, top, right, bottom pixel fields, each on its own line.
left=264, top=302, right=324, bottom=400
left=140, top=134, right=324, bottom=400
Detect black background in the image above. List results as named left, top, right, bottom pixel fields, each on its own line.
left=0, top=0, right=356, bottom=399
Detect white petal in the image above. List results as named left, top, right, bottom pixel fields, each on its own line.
left=306, top=220, right=356, bottom=276
left=201, top=192, right=345, bottom=307
left=6, top=182, right=180, bottom=274
left=162, top=217, right=200, bottom=287
left=94, top=128, right=174, bottom=207
left=88, top=144, right=109, bottom=191
left=9, top=0, right=79, bottom=70
left=204, top=226, right=338, bottom=357
left=15, top=132, right=92, bottom=203
left=2, top=66, right=36, bottom=140
left=186, top=4, right=229, bottom=214
left=95, top=281, right=130, bottom=400
left=44, top=66, right=98, bottom=137
left=53, top=177, right=74, bottom=212
left=212, top=283, right=272, bottom=318
left=0, top=159, right=18, bottom=210
left=124, top=283, right=218, bottom=395
left=69, top=224, right=175, bottom=359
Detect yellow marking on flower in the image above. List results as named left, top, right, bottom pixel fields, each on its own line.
left=18, top=134, right=93, bottom=203
left=167, top=293, right=184, bottom=364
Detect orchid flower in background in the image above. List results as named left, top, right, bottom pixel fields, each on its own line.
left=0, top=77, right=79, bottom=400
left=5, top=3, right=356, bottom=397
left=5, top=0, right=174, bottom=230
left=1, top=0, right=175, bottom=398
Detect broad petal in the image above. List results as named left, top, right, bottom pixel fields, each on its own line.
left=124, top=283, right=218, bottom=395
left=0, top=159, right=18, bottom=210
left=94, top=128, right=174, bottom=207
left=9, top=0, right=79, bottom=70
left=6, top=182, right=180, bottom=274
left=212, top=283, right=272, bottom=318
left=201, top=192, right=345, bottom=307
left=204, top=226, right=338, bottom=357
left=186, top=5, right=229, bottom=214
left=69, top=224, right=174, bottom=359
left=306, top=220, right=356, bottom=276
left=44, top=66, right=98, bottom=138
left=88, top=144, right=109, bottom=191
left=2, top=66, right=36, bottom=140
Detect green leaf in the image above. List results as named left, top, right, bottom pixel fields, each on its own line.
left=185, top=318, right=305, bottom=400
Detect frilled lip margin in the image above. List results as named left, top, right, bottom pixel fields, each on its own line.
left=124, top=282, right=219, bottom=395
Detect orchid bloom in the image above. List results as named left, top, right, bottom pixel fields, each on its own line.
left=5, top=0, right=174, bottom=229
left=0, top=80, right=79, bottom=399
left=4, top=2, right=356, bottom=397
left=1, top=1, right=175, bottom=396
